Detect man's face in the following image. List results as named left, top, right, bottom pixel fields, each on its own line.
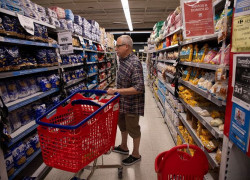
left=115, top=38, right=128, bottom=59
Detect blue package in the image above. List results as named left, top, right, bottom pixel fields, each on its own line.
left=0, top=81, right=10, bottom=103
left=66, top=20, right=74, bottom=32
left=65, top=9, right=74, bottom=21
left=70, top=71, right=76, bottom=80
left=24, top=137, right=34, bottom=157
left=74, top=15, right=82, bottom=26
left=6, top=80, right=19, bottom=101
left=48, top=74, right=59, bottom=88
left=59, top=19, right=68, bottom=30
left=36, top=49, right=47, bottom=66
left=70, top=54, right=77, bottom=64
left=52, top=95, right=60, bottom=106
left=4, top=151, right=15, bottom=177
left=2, top=15, right=14, bottom=34
left=77, top=54, right=83, bottom=63
left=37, top=77, right=51, bottom=92
left=11, top=142, right=26, bottom=168
left=34, top=104, right=46, bottom=119
left=17, top=109, right=30, bottom=126
left=8, top=110, right=21, bottom=132
left=26, top=77, right=39, bottom=94
left=16, top=79, right=30, bottom=98
left=93, top=65, right=98, bottom=73
left=47, top=49, right=56, bottom=65
left=0, top=46, right=8, bottom=71
left=4, top=46, right=22, bottom=70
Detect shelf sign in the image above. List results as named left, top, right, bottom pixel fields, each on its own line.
left=181, top=0, right=214, bottom=39
left=58, top=32, right=72, bottom=45
left=17, top=14, right=34, bottom=35
left=89, top=40, right=93, bottom=45
left=59, top=44, right=73, bottom=55
left=78, top=36, right=84, bottom=45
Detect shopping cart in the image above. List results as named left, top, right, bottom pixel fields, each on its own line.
left=36, top=90, right=123, bottom=179
left=155, top=144, right=209, bottom=180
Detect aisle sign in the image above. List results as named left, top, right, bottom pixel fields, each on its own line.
left=17, top=14, right=34, bottom=35
left=229, top=103, right=250, bottom=153
left=232, top=54, right=250, bottom=110
left=58, top=32, right=72, bottom=45
left=181, top=0, right=214, bottom=38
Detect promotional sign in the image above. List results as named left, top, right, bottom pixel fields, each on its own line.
left=235, top=0, right=250, bottom=17
left=229, top=103, right=250, bottom=153
left=58, top=32, right=73, bottom=54
left=181, top=0, right=214, bottom=38
left=17, top=14, right=34, bottom=35
left=232, top=54, right=250, bottom=110
left=59, top=44, right=73, bottom=55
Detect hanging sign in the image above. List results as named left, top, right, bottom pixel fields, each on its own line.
left=232, top=54, right=250, bottom=110
left=58, top=32, right=72, bottom=45
left=181, top=0, right=214, bottom=38
left=17, top=14, right=34, bottom=35
left=78, top=36, right=84, bottom=45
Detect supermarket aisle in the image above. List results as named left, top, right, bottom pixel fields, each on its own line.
left=44, top=85, right=175, bottom=180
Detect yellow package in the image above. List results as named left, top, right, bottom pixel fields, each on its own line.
left=182, top=67, right=192, bottom=81
left=180, top=46, right=187, bottom=62
left=177, top=135, right=182, bottom=145
left=179, top=86, right=186, bottom=92
left=185, top=44, right=194, bottom=62
left=192, top=44, right=199, bottom=62
left=211, top=110, right=221, bottom=118
left=197, top=44, right=209, bottom=63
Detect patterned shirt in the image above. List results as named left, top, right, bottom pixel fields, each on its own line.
left=117, top=53, right=145, bottom=116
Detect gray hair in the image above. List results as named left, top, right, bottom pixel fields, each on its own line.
left=119, top=35, right=133, bottom=48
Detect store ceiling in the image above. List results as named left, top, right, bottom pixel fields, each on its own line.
left=33, top=0, right=180, bottom=31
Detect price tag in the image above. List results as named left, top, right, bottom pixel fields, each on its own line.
left=60, top=44, right=73, bottom=54
left=17, top=14, right=34, bottom=35
left=89, top=40, right=93, bottom=45
left=79, top=36, right=84, bottom=45
left=211, top=129, right=216, bottom=136
left=58, top=32, right=72, bottom=45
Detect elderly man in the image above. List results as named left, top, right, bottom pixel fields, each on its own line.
left=107, top=35, right=145, bottom=166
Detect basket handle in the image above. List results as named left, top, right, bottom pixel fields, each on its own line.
left=157, top=144, right=204, bottom=172
left=71, top=99, right=101, bottom=107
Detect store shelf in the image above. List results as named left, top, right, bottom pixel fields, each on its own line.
left=179, top=61, right=229, bottom=70
left=179, top=79, right=224, bottom=106
left=87, top=72, right=98, bottom=77
left=181, top=33, right=219, bottom=46
left=164, top=115, right=178, bottom=145
left=157, top=101, right=165, bottom=118
left=179, top=98, right=223, bottom=139
left=99, top=69, right=106, bottom=73
left=0, top=8, right=55, bottom=29
left=88, top=84, right=98, bottom=90
left=9, top=149, right=42, bottom=180
left=6, top=88, right=59, bottom=112
left=86, top=61, right=98, bottom=65
left=178, top=112, right=219, bottom=168
left=0, top=36, right=58, bottom=48
left=157, top=59, right=177, bottom=64
left=8, top=121, right=37, bottom=147
left=156, top=44, right=179, bottom=52
left=66, top=77, right=86, bottom=88
left=99, top=77, right=109, bottom=83
left=98, top=60, right=105, bottom=63
left=165, top=72, right=175, bottom=79
left=0, top=66, right=59, bottom=79
left=73, top=47, right=83, bottom=51
left=164, top=27, right=183, bottom=39
left=61, top=63, right=84, bottom=69
left=158, top=78, right=175, bottom=95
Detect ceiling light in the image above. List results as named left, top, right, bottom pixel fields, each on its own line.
left=121, top=0, right=133, bottom=31
left=110, top=31, right=152, bottom=34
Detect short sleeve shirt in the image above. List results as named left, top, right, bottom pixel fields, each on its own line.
left=117, top=54, right=145, bottom=116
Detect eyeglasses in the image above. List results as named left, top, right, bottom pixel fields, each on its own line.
left=115, top=44, right=126, bottom=48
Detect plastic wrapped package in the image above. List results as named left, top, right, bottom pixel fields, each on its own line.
left=59, top=19, right=67, bottom=30
left=26, top=77, right=39, bottom=94
left=46, top=8, right=57, bottom=19
left=20, top=0, right=33, bottom=9
left=16, top=78, right=31, bottom=98
left=74, top=15, right=82, bottom=26
left=0, top=46, right=8, bottom=72
left=37, top=14, right=50, bottom=24
left=6, top=80, right=19, bottom=101
left=50, top=6, right=65, bottom=19
left=24, top=137, right=35, bottom=157
left=30, top=134, right=40, bottom=151
left=37, top=77, right=51, bottom=92
left=48, top=74, right=59, bottom=88
left=215, top=67, right=227, bottom=81
left=0, top=82, right=10, bottom=103
left=203, top=48, right=218, bottom=64
left=17, top=109, right=31, bottom=125
left=197, top=44, right=209, bottom=63
left=23, top=7, right=39, bottom=20
left=210, top=49, right=222, bottom=65
left=50, top=17, right=60, bottom=27
left=64, top=9, right=74, bottom=21
left=36, top=49, right=48, bottom=66
left=1, top=0, right=24, bottom=15
left=2, top=15, right=16, bottom=36
left=34, top=4, right=46, bottom=16
left=222, top=44, right=230, bottom=65
left=73, top=23, right=82, bottom=35
left=4, top=152, right=15, bottom=177
left=210, top=118, right=223, bottom=127
left=47, top=49, right=57, bottom=65
left=11, top=142, right=26, bottom=168
left=67, top=20, right=74, bottom=32
left=33, top=104, right=46, bottom=118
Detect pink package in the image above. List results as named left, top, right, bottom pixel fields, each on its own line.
left=204, top=49, right=218, bottom=64
left=175, top=13, right=181, bottom=23
left=223, top=44, right=230, bottom=65
left=210, top=50, right=222, bottom=65
left=169, top=13, right=176, bottom=26
left=50, top=6, right=65, bottom=19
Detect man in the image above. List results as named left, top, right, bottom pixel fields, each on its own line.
left=107, top=35, right=145, bottom=166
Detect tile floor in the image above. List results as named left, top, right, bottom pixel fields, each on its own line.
left=44, top=85, right=175, bottom=180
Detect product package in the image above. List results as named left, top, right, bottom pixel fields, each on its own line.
left=11, top=142, right=27, bottom=168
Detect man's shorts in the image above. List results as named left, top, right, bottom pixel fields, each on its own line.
left=118, top=113, right=141, bottom=138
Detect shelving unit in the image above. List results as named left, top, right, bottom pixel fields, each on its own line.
left=179, top=61, right=229, bottom=70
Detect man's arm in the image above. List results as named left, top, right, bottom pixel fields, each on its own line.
left=107, top=87, right=142, bottom=95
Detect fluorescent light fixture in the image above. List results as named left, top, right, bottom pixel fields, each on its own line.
left=121, top=0, right=133, bottom=31
left=110, top=31, right=152, bottom=34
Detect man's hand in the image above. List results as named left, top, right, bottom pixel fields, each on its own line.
left=107, top=88, right=116, bottom=95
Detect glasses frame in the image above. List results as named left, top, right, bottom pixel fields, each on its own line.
left=115, top=44, right=126, bottom=48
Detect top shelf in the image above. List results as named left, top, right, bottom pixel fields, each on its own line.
left=156, top=44, right=179, bottom=52
left=0, top=8, right=55, bottom=29
left=164, top=27, right=183, bottom=39
left=181, top=33, right=219, bottom=46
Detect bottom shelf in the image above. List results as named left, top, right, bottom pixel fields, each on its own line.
left=9, top=149, right=41, bottom=180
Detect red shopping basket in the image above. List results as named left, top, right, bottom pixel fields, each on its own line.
left=155, top=144, right=209, bottom=180
left=36, top=90, right=120, bottom=173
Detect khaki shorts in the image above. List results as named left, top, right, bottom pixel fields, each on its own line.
left=118, top=113, right=141, bottom=138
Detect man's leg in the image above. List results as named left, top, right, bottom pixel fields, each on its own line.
left=132, top=136, right=141, bottom=158
left=120, top=131, right=129, bottom=151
